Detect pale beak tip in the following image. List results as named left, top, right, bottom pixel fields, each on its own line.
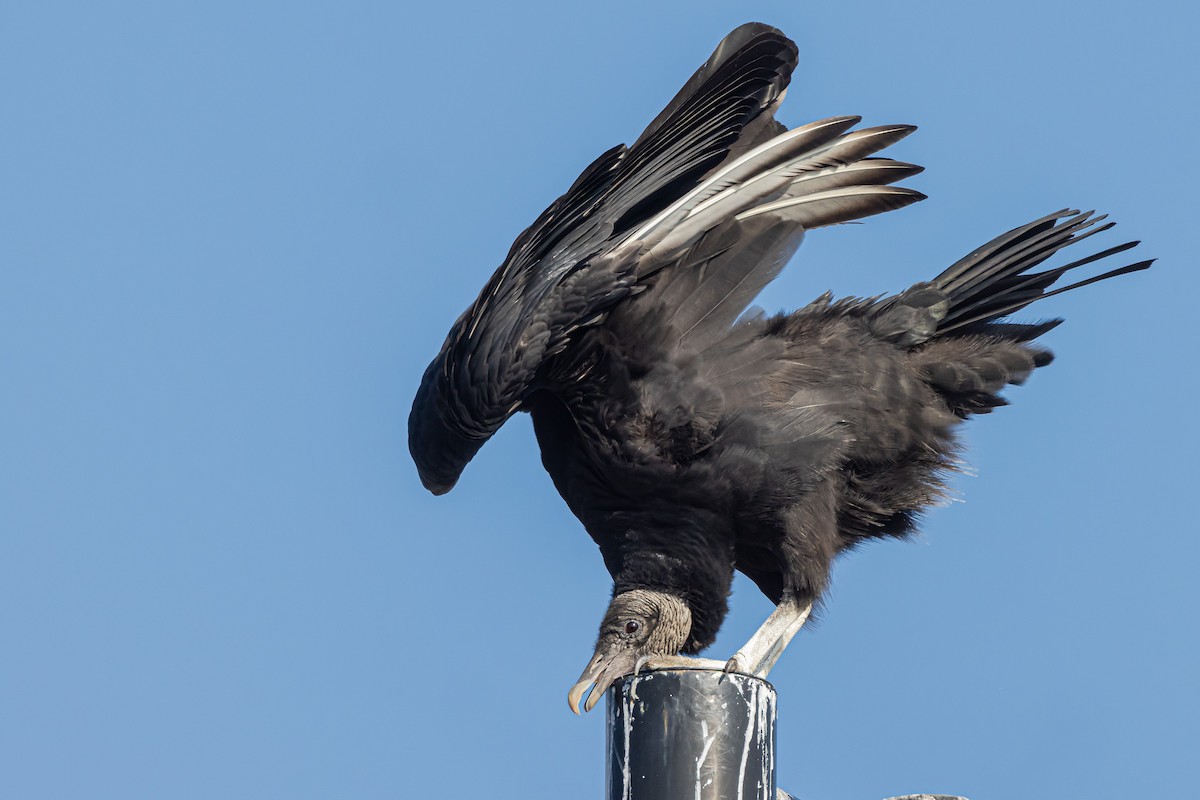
left=567, top=681, right=590, bottom=715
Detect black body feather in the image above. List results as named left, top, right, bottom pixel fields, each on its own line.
left=408, top=24, right=1151, bottom=652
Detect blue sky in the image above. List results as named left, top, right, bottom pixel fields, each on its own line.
left=2, top=2, right=1195, bottom=798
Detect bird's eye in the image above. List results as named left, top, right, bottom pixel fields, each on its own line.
left=624, top=620, right=641, bottom=634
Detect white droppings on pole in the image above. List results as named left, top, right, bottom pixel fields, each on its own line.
left=607, top=670, right=776, bottom=800
left=735, top=679, right=754, bottom=800
left=695, top=719, right=716, bottom=800
left=622, top=674, right=636, bottom=800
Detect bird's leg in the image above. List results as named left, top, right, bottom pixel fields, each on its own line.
left=725, top=591, right=813, bottom=678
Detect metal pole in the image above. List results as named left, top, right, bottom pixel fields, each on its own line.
left=605, top=668, right=776, bottom=800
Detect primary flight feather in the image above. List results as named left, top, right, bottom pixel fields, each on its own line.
left=407, top=23, right=1151, bottom=713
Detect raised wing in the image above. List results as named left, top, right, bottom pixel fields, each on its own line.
left=409, top=24, right=798, bottom=492
left=409, top=23, right=924, bottom=494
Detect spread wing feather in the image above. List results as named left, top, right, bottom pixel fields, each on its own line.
left=409, top=24, right=802, bottom=491
left=409, top=23, right=925, bottom=493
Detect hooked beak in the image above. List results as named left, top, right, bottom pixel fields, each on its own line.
left=567, top=649, right=630, bottom=715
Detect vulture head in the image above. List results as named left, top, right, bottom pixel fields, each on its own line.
left=567, top=589, right=693, bottom=714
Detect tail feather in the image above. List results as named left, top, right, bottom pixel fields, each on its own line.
left=896, top=209, right=1152, bottom=418
left=940, top=245, right=1146, bottom=333
left=932, top=210, right=1152, bottom=335
left=933, top=208, right=1072, bottom=290
left=943, top=212, right=1112, bottom=297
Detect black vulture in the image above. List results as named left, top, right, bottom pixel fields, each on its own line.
left=408, top=23, right=1151, bottom=714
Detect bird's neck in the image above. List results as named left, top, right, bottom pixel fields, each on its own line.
left=613, top=514, right=734, bottom=654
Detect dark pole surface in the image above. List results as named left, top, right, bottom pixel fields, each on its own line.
left=605, top=668, right=776, bottom=800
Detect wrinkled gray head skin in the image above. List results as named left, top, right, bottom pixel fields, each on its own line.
left=568, top=589, right=692, bottom=714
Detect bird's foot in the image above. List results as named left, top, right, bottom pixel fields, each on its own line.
left=632, top=654, right=729, bottom=675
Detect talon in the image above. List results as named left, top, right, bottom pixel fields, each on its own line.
left=724, top=655, right=744, bottom=674
left=634, top=654, right=654, bottom=675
